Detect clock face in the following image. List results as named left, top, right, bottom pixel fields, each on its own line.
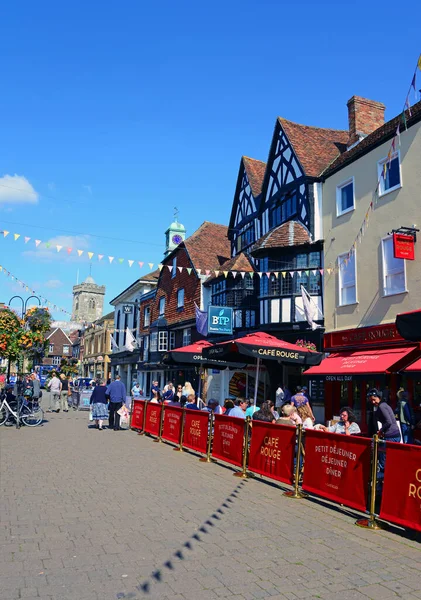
left=172, top=234, right=183, bottom=245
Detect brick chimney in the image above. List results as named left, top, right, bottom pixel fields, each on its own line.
left=347, top=96, right=385, bottom=147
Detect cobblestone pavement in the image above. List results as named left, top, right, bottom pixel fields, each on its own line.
left=1, top=398, right=420, bottom=600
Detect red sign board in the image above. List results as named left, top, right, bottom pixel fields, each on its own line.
left=248, top=422, right=296, bottom=485
left=131, top=400, right=146, bottom=431
left=393, top=233, right=415, bottom=260
left=212, top=414, right=245, bottom=467
left=162, top=406, right=183, bottom=445
left=380, top=442, right=421, bottom=532
left=324, top=323, right=404, bottom=351
left=302, top=430, right=371, bottom=512
left=144, top=403, right=162, bottom=436
left=182, top=409, right=209, bottom=454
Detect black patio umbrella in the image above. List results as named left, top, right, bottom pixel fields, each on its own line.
left=396, top=309, right=421, bottom=342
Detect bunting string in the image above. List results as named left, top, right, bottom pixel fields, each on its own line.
left=0, top=264, right=72, bottom=316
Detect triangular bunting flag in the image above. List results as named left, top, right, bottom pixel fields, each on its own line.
left=265, top=272, right=270, bottom=278
left=98, top=254, right=104, bottom=261
left=319, top=269, right=324, bottom=276
left=258, top=272, right=263, bottom=278
left=232, top=271, right=237, bottom=278
left=138, top=261, right=143, bottom=268
left=118, top=258, right=124, bottom=264
left=159, top=264, right=164, bottom=271
left=312, top=270, right=317, bottom=276
left=56, top=245, right=62, bottom=252
left=24, top=237, right=30, bottom=243
left=67, top=248, right=72, bottom=254
left=418, top=54, right=421, bottom=71
left=327, top=268, right=332, bottom=275
left=77, top=249, right=83, bottom=256
left=197, top=269, right=202, bottom=275
left=166, top=265, right=172, bottom=271
left=297, top=271, right=302, bottom=277
left=88, top=252, right=94, bottom=260
left=35, top=240, right=41, bottom=247
left=282, top=271, right=286, bottom=278
left=148, top=263, right=154, bottom=269
left=187, top=268, right=192, bottom=275
left=223, top=271, right=228, bottom=278
left=205, top=270, right=210, bottom=276
left=45, top=242, right=51, bottom=248
left=177, top=266, right=183, bottom=273
left=14, top=233, right=20, bottom=241
left=214, top=270, right=219, bottom=278
left=289, top=271, right=295, bottom=278
left=240, top=272, right=245, bottom=278
left=128, top=260, right=134, bottom=267
left=3, top=231, right=9, bottom=237
left=109, top=256, right=114, bottom=264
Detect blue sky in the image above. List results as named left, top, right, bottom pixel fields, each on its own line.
left=0, top=0, right=420, bottom=320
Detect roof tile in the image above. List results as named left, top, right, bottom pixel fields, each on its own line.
left=251, top=221, right=311, bottom=255
left=243, top=156, right=266, bottom=196
left=183, top=221, right=230, bottom=270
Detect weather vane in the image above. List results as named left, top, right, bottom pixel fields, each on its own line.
left=174, top=206, right=179, bottom=222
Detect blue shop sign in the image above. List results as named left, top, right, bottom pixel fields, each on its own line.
left=208, top=306, right=233, bottom=335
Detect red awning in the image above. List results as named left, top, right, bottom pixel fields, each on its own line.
left=404, top=357, right=421, bottom=372
left=304, top=346, right=419, bottom=376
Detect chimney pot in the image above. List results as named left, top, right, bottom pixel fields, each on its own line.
left=347, top=96, right=385, bottom=148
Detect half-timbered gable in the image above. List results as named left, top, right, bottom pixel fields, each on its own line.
left=229, top=156, right=266, bottom=257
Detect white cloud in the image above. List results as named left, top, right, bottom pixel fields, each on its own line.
left=0, top=174, right=39, bottom=205
left=44, top=279, right=63, bottom=288
left=22, top=235, right=91, bottom=262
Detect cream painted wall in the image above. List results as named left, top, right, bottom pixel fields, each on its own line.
left=322, top=120, right=421, bottom=332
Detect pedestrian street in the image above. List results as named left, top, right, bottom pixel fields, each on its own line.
left=0, top=405, right=420, bottom=600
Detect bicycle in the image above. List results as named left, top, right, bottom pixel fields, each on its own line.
left=0, top=392, right=44, bottom=427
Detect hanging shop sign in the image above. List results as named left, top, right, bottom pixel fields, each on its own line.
left=393, top=233, right=415, bottom=260
left=123, top=304, right=134, bottom=314
left=207, top=306, right=233, bottom=335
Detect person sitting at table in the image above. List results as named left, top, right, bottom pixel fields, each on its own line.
left=317, top=407, right=361, bottom=436
left=252, top=401, right=275, bottom=423
left=276, top=403, right=302, bottom=426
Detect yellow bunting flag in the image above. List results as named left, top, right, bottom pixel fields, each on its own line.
left=418, top=54, right=421, bottom=70
left=88, top=252, right=94, bottom=260
left=214, top=270, right=219, bottom=278
left=14, top=233, right=20, bottom=241
left=148, top=263, right=154, bottom=269
left=223, top=271, right=228, bottom=278
left=158, top=264, right=163, bottom=271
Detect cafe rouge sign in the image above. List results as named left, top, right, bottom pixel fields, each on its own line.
left=208, top=306, right=233, bottom=335
left=324, top=323, right=405, bottom=351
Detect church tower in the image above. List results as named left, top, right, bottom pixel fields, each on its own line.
left=71, top=275, right=105, bottom=323
left=164, top=209, right=186, bottom=256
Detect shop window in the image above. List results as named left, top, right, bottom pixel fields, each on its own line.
left=182, top=328, right=191, bottom=346
left=382, top=236, right=406, bottom=296
left=338, top=252, right=357, bottom=306
left=158, top=331, right=168, bottom=352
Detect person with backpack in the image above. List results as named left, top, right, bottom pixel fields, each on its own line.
left=394, top=389, right=415, bottom=444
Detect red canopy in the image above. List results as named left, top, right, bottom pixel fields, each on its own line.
left=203, top=332, right=322, bottom=366
left=404, top=357, right=421, bottom=372
left=304, top=346, right=419, bottom=376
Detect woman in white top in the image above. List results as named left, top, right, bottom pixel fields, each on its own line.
left=182, top=381, right=195, bottom=397
left=319, top=407, right=361, bottom=436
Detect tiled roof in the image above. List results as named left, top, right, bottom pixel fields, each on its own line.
left=278, top=118, right=349, bottom=178
left=184, top=221, right=231, bottom=270
left=243, top=156, right=266, bottom=197
left=141, top=269, right=160, bottom=282
left=204, top=253, right=255, bottom=285
left=251, top=221, right=311, bottom=255
left=322, top=100, right=421, bottom=177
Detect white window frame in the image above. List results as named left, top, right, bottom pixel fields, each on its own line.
left=182, top=328, right=191, bottom=347
left=377, top=151, right=402, bottom=197
left=144, top=306, right=150, bottom=327
left=172, top=257, right=177, bottom=279
left=63, top=345, right=69, bottom=355
left=381, top=235, right=407, bottom=297
left=336, top=177, right=355, bottom=217
left=338, top=251, right=357, bottom=307
left=52, top=356, right=61, bottom=366
left=159, top=297, right=165, bottom=316
left=49, top=344, right=54, bottom=352
left=169, top=331, right=176, bottom=350
left=177, top=288, right=184, bottom=309
left=158, top=331, right=168, bottom=352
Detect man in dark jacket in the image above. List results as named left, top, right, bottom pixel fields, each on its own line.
left=367, top=388, right=401, bottom=475
left=394, top=390, right=415, bottom=444
left=106, top=375, right=127, bottom=430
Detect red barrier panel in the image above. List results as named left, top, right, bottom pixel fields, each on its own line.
left=183, top=409, right=209, bottom=454
left=380, top=442, right=421, bottom=532
left=212, top=414, right=245, bottom=467
left=302, top=430, right=371, bottom=512
left=248, top=422, right=296, bottom=485
left=144, top=402, right=162, bottom=436
left=162, top=406, right=183, bottom=445
left=131, top=400, right=146, bottom=430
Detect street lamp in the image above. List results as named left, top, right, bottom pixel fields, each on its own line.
left=7, top=295, right=41, bottom=429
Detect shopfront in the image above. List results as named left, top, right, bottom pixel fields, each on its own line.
left=304, top=323, right=421, bottom=430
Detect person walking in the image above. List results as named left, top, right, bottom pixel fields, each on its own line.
left=90, top=379, right=109, bottom=430
left=30, top=373, right=41, bottom=402
left=394, top=390, right=415, bottom=444
left=59, top=374, right=70, bottom=413
left=106, top=375, right=126, bottom=430
left=47, top=372, right=62, bottom=413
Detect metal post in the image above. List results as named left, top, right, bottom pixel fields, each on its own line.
left=138, top=400, right=148, bottom=435
left=200, top=411, right=215, bottom=463
left=253, top=357, right=261, bottom=406
left=284, top=425, right=307, bottom=498
left=356, top=435, right=382, bottom=529
left=234, top=416, right=252, bottom=478
left=173, top=408, right=185, bottom=452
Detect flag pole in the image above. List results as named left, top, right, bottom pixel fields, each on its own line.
left=253, top=357, right=260, bottom=406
